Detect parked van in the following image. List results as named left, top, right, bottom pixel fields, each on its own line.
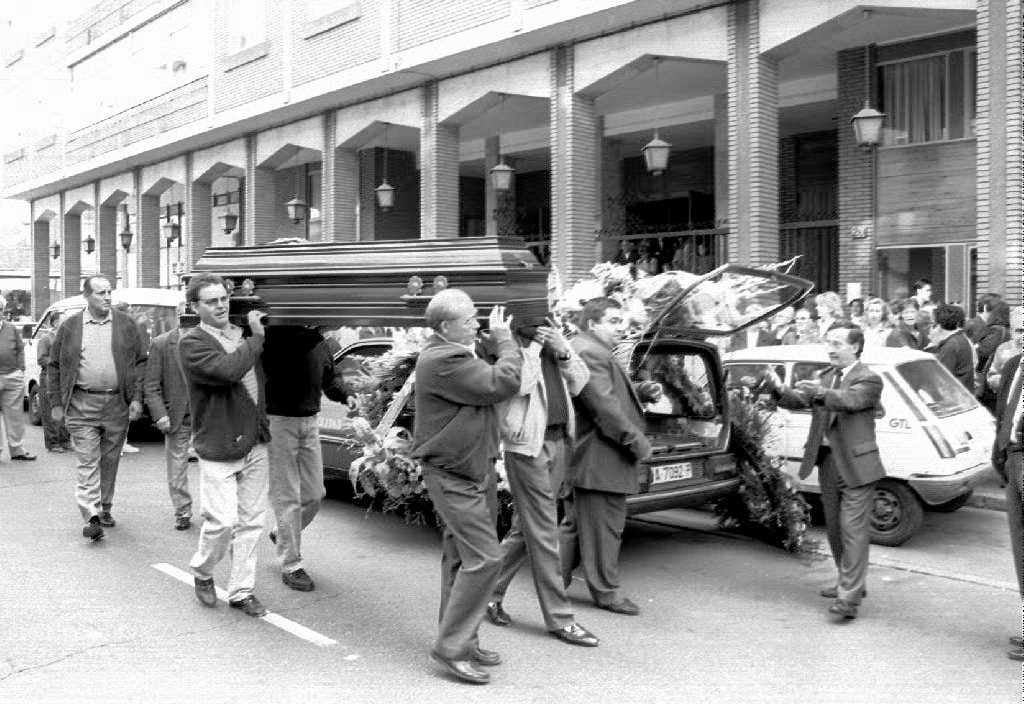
left=22, top=288, right=184, bottom=424
left=723, top=344, right=996, bottom=546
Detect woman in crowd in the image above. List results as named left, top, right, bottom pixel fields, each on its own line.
left=860, top=297, right=893, bottom=348
left=847, top=298, right=865, bottom=327
left=781, top=306, right=821, bottom=345
left=814, top=291, right=846, bottom=338
left=887, top=298, right=923, bottom=349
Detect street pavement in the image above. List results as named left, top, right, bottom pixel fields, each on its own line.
left=0, top=426, right=1020, bottom=703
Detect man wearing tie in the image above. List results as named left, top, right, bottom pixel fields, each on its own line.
left=764, top=325, right=885, bottom=620
left=992, top=353, right=1023, bottom=660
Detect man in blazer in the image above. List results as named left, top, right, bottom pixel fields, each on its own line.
left=411, top=289, right=522, bottom=685
left=48, top=276, right=146, bottom=541
left=992, top=353, right=1023, bottom=661
left=561, top=297, right=653, bottom=616
left=144, top=323, right=193, bottom=531
left=764, top=324, right=885, bottom=620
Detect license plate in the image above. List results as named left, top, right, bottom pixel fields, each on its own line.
left=651, top=462, right=693, bottom=485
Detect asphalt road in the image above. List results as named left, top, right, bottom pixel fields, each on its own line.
left=0, top=428, right=1020, bottom=703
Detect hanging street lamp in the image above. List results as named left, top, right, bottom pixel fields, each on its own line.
left=851, top=100, right=886, bottom=150
left=642, top=129, right=671, bottom=175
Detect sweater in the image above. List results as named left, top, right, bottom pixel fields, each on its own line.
left=263, top=326, right=348, bottom=416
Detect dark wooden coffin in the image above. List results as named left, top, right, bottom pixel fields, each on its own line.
left=189, top=237, right=550, bottom=328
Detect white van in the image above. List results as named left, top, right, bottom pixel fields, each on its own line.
left=23, top=288, right=184, bottom=424
left=723, top=344, right=995, bottom=546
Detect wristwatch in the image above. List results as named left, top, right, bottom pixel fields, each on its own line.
left=556, top=351, right=571, bottom=361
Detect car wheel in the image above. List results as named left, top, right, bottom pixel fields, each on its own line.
left=870, top=479, right=924, bottom=547
left=28, top=385, right=42, bottom=426
left=928, top=491, right=973, bottom=513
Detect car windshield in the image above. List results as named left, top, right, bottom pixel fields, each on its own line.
left=896, top=359, right=978, bottom=418
left=121, top=304, right=179, bottom=341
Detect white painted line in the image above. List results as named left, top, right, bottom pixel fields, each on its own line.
left=151, top=562, right=338, bottom=647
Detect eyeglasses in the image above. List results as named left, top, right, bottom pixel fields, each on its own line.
left=199, top=296, right=230, bottom=306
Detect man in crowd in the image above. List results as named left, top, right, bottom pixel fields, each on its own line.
left=763, top=325, right=884, bottom=620
left=181, top=273, right=271, bottom=618
left=263, top=325, right=348, bottom=592
left=144, top=318, right=194, bottom=531
left=48, top=276, right=146, bottom=540
left=411, top=290, right=522, bottom=685
left=37, top=311, right=70, bottom=453
left=912, top=278, right=934, bottom=336
left=485, top=320, right=599, bottom=648
left=0, top=295, right=34, bottom=462
left=992, top=352, right=1023, bottom=661
left=927, top=303, right=975, bottom=392
left=561, top=297, right=652, bottom=617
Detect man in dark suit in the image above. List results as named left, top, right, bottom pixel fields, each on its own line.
left=764, top=324, right=885, bottom=620
left=48, top=276, right=146, bottom=541
left=992, top=353, right=1023, bottom=661
left=411, top=289, right=522, bottom=685
left=561, top=297, right=653, bottom=616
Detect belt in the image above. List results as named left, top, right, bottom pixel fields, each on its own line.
left=74, top=385, right=119, bottom=395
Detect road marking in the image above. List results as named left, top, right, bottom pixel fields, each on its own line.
left=151, top=562, right=338, bottom=647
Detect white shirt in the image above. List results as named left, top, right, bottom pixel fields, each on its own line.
left=198, top=321, right=259, bottom=405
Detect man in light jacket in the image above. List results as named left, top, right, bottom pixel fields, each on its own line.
left=485, top=321, right=599, bottom=648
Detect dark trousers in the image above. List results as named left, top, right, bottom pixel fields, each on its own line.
left=819, top=449, right=875, bottom=603
left=559, top=487, right=627, bottom=606
left=1005, top=450, right=1023, bottom=597
left=38, top=378, right=69, bottom=450
left=424, top=465, right=502, bottom=660
left=492, top=435, right=575, bottom=631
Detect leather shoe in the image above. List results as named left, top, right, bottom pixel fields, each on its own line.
left=598, top=598, right=640, bottom=616
left=229, top=595, right=267, bottom=617
left=194, top=577, right=216, bottom=607
left=486, top=601, right=511, bottom=627
left=820, top=586, right=866, bottom=599
left=82, top=516, right=104, bottom=541
left=48, top=447, right=65, bottom=454
left=11, top=452, right=36, bottom=461
left=98, top=511, right=116, bottom=528
left=1010, top=636, right=1023, bottom=647
left=1008, top=648, right=1024, bottom=661
left=283, top=568, right=315, bottom=592
left=552, top=622, right=600, bottom=647
left=828, top=599, right=858, bottom=620
left=268, top=530, right=277, bottom=544
left=174, top=516, right=191, bottom=531
left=430, top=651, right=490, bottom=684
left=471, top=647, right=502, bottom=666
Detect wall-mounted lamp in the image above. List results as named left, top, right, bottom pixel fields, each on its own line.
left=642, top=58, right=672, bottom=175
left=119, top=204, right=134, bottom=252
left=51, top=241, right=61, bottom=259
left=376, top=122, right=394, bottom=211
left=219, top=212, right=239, bottom=234
left=490, top=94, right=516, bottom=192
left=162, top=202, right=183, bottom=246
left=286, top=197, right=308, bottom=224
left=851, top=100, right=885, bottom=150
left=83, top=234, right=95, bottom=254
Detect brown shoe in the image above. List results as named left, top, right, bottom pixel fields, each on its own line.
left=194, top=577, right=217, bottom=607
left=98, top=511, right=116, bottom=528
left=828, top=599, right=858, bottom=620
left=228, top=595, right=267, bottom=617
left=486, top=601, right=511, bottom=626
left=10, top=452, right=36, bottom=461
left=430, top=651, right=490, bottom=685
left=820, top=586, right=866, bottom=600
left=598, top=598, right=639, bottom=616
left=471, top=647, right=502, bottom=666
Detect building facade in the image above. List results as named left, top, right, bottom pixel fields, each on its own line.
left=1, top=0, right=1020, bottom=317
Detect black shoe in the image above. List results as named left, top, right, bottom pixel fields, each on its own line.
left=98, top=511, right=116, bottom=528
left=174, top=516, right=191, bottom=531
left=10, top=452, right=36, bottom=461
left=82, top=516, right=104, bottom=541
left=486, top=601, right=511, bottom=627
left=430, top=651, right=490, bottom=685
left=229, top=595, right=267, bottom=617
left=828, top=599, right=858, bottom=620
left=194, top=577, right=216, bottom=607
left=471, top=647, right=502, bottom=666
left=48, top=447, right=65, bottom=454
left=552, top=622, right=600, bottom=647
left=282, top=568, right=315, bottom=592
left=820, top=586, right=866, bottom=600
left=1011, top=636, right=1023, bottom=648
left=598, top=598, right=640, bottom=616
left=268, top=530, right=277, bottom=544
left=1008, top=648, right=1024, bottom=661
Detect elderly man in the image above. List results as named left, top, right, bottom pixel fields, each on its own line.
left=180, top=272, right=271, bottom=618
left=411, top=289, right=522, bottom=685
left=0, top=295, right=33, bottom=462
left=144, top=321, right=194, bottom=531
left=48, top=276, right=146, bottom=540
left=763, top=325, right=885, bottom=620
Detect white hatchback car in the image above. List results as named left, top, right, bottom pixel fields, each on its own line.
left=724, top=344, right=995, bottom=546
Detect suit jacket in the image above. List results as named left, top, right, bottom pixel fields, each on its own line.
left=932, top=330, right=975, bottom=392
left=47, top=308, right=147, bottom=413
left=992, top=353, right=1022, bottom=476
left=886, top=323, right=921, bottom=350
left=144, top=328, right=190, bottom=432
left=775, top=361, right=885, bottom=488
left=411, top=333, right=522, bottom=483
left=568, top=332, right=651, bottom=495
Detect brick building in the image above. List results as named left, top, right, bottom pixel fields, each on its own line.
left=1, top=0, right=1020, bottom=317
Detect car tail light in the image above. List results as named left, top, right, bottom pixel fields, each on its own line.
left=923, top=424, right=955, bottom=459
left=707, top=454, right=736, bottom=475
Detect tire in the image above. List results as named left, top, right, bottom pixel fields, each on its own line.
left=28, top=385, right=42, bottom=426
left=870, top=479, right=924, bottom=547
left=928, top=491, right=973, bottom=513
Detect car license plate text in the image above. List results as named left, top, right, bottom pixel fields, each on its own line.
left=651, top=462, right=693, bottom=485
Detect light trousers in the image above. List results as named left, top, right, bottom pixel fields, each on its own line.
left=0, top=370, right=26, bottom=456
left=164, top=423, right=193, bottom=519
left=189, top=444, right=269, bottom=602
left=267, top=414, right=326, bottom=574
left=65, top=391, right=128, bottom=521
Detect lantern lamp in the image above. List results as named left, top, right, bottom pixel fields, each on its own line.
left=642, top=129, right=671, bottom=175
left=50, top=241, right=60, bottom=259
left=375, top=181, right=395, bottom=211
left=83, top=234, right=95, bottom=254
left=851, top=100, right=886, bottom=150
left=219, top=212, right=239, bottom=235
left=490, top=159, right=514, bottom=192
left=285, top=197, right=308, bottom=224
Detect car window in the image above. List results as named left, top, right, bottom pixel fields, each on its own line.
left=632, top=346, right=724, bottom=451
left=896, top=358, right=978, bottom=419
left=724, top=363, right=785, bottom=389
left=792, top=362, right=829, bottom=384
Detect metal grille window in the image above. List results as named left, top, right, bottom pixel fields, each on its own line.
left=878, top=48, right=976, bottom=145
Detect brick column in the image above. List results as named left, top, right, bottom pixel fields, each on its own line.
left=778, top=136, right=797, bottom=223
left=600, top=135, right=622, bottom=261
left=333, top=147, right=359, bottom=242
left=713, top=93, right=729, bottom=227
left=358, top=148, right=378, bottom=240
left=420, top=82, right=459, bottom=239
left=97, top=202, right=118, bottom=282
left=31, top=208, right=51, bottom=317
left=62, top=211, right=82, bottom=297
left=187, top=158, right=213, bottom=268
left=836, top=45, right=876, bottom=296
left=976, top=0, right=1023, bottom=304
left=245, top=134, right=278, bottom=245
left=320, top=112, right=335, bottom=243
left=550, top=45, right=600, bottom=283
left=136, top=194, right=160, bottom=288
left=727, top=0, right=779, bottom=267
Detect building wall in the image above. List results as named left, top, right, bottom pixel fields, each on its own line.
left=292, top=1, right=382, bottom=87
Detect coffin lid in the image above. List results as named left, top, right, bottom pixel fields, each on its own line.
left=189, top=237, right=549, bottom=328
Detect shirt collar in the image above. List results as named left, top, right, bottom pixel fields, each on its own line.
left=85, top=309, right=111, bottom=325
left=199, top=321, right=241, bottom=342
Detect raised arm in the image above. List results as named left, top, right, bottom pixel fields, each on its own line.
left=430, top=336, right=522, bottom=407
left=179, top=330, right=263, bottom=387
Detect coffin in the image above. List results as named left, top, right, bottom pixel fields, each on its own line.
left=189, top=237, right=550, bottom=328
